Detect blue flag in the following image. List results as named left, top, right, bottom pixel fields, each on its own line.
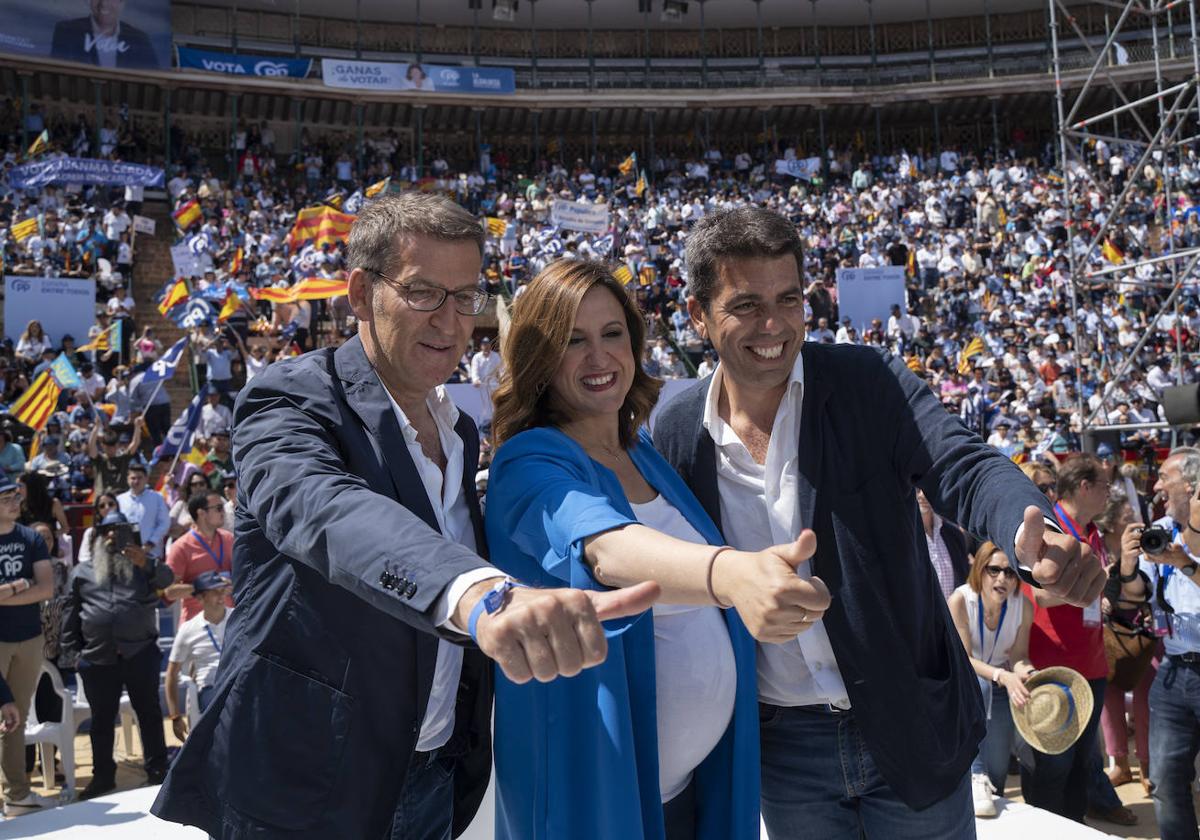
left=142, top=336, right=190, bottom=385
left=150, top=385, right=210, bottom=467
left=49, top=353, right=82, bottom=389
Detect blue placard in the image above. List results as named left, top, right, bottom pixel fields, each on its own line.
left=177, top=46, right=312, bottom=79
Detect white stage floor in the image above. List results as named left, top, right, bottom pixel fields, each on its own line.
left=0, top=782, right=1111, bottom=839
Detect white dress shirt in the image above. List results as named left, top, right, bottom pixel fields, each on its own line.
left=703, top=354, right=851, bottom=709
left=381, top=379, right=499, bottom=752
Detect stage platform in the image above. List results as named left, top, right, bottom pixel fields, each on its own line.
left=0, top=782, right=1113, bottom=840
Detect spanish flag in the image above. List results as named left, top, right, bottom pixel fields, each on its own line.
left=10, top=216, right=38, bottom=242
left=613, top=264, right=634, bottom=284
left=906, top=355, right=925, bottom=374
left=25, top=129, right=49, bottom=159
left=157, top=278, right=189, bottom=316
left=287, top=206, right=356, bottom=251
left=9, top=371, right=61, bottom=432
left=618, top=153, right=636, bottom=176
left=293, top=277, right=350, bottom=300
left=173, top=199, right=202, bottom=230
left=1102, top=238, right=1124, bottom=264
left=486, top=217, right=508, bottom=238
left=957, top=336, right=986, bottom=375
left=365, top=177, right=390, bottom=198
left=217, top=290, right=242, bottom=322
left=228, top=246, right=244, bottom=275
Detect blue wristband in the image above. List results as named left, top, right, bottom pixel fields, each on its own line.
left=467, top=578, right=529, bottom=643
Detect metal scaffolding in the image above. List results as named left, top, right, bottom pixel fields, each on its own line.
left=1048, top=0, right=1200, bottom=443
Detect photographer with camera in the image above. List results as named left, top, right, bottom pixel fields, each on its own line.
left=60, top=511, right=174, bottom=800
left=1116, top=447, right=1200, bottom=840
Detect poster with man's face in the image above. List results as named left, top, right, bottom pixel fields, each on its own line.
left=0, top=0, right=171, bottom=70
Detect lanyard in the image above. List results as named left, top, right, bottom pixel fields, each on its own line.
left=190, top=529, right=226, bottom=572
left=204, top=623, right=222, bottom=655
left=1160, top=524, right=1183, bottom=587
left=1054, top=503, right=1108, bottom=566
left=977, top=598, right=1009, bottom=665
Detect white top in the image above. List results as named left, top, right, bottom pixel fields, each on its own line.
left=957, top=584, right=1023, bottom=667
left=630, top=494, right=736, bottom=802
left=381, top=380, right=497, bottom=752
left=169, top=608, right=232, bottom=689
left=703, top=354, right=851, bottom=709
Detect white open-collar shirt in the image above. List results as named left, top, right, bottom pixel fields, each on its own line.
left=702, top=353, right=851, bottom=708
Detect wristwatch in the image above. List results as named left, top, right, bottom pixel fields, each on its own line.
left=1182, top=562, right=1198, bottom=578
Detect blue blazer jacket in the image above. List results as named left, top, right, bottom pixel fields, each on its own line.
left=485, top=427, right=760, bottom=840
left=152, top=336, right=492, bottom=839
left=653, top=343, right=1057, bottom=810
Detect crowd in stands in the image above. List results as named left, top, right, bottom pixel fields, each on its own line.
left=0, top=93, right=1198, bottom=830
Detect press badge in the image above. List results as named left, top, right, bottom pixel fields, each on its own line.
left=1082, top=597, right=1102, bottom=626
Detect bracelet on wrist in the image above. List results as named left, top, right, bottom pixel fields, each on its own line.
left=1188, top=519, right=1200, bottom=535
left=706, top=546, right=732, bottom=609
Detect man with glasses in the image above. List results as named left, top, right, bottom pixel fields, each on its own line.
left=164, top=491, right=234, bottom=623
left=154, top=192, right=657, bottom=840
left=0, top=477, right=54, bottom=812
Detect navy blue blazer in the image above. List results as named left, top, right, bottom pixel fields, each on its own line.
left=652, top=343, right=1056, bottom=810
left=152, top=336, right=493, bottom=839
left=49, top=18, right=161, bottom=69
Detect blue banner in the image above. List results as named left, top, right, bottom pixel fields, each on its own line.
left=6, top=157, right=164, bottom=190
left=177, top=46, right=312, bottom=79
left=321, top=60, right=515, bottom=95
left=142, top=336, right=190, bottom=386
left=49, top=353, right=81, bottom=389
left=0, top=0, right=171, bottom=69
left=175, top=299, right=217, bottom=330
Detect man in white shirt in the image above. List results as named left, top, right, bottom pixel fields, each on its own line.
left=197, top=389, right=233, bottom=439
left=657, top=206, right=1105, bottom=839
left=165, top=571, right=232, bottom=738
left=468, top=337, right=503, bottom=431
left=153, top=192, right=657, bottom=839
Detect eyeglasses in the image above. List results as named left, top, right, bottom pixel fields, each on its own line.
left=0, top=493, right=19, bottom=504
left=984, top=565, right=1019, bottom=580
left=367, top=270, right=489, bottom=316
left=1037, top=483, right=1055, bottom=494
left=204, top=504, right=225, bottom=512
left=97, top=500, right=117, bottom=510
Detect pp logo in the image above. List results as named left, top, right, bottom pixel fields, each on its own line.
left=0, top=558, right=22, bottom=578
left=437, top=68, right=460, bottom=84
left=12, top=281, right=31, bottom=292
left=254, top=61, right=290, bottom=77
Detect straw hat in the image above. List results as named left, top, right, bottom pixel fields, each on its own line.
left=1011, top=666, right=1093, bottom=755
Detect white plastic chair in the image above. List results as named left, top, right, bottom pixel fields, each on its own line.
left=73, top=673, right=138, bottom=759
left=25, top=662, right=88, bottom=795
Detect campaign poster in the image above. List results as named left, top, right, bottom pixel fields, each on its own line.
left=0, top=0, right=171, bottom=69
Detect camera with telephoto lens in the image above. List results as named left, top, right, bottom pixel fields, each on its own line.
left=1139, top=526, right=1172, bottom=556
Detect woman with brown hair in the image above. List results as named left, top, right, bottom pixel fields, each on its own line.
left=947, top=542, right=1035, bottom=817
left=486, top=259, right=825, bottom=840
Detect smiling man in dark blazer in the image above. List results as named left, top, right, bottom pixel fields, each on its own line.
left=152, top=192, right=656, bottom=840
left=653, top=206, right=1105, bottom=839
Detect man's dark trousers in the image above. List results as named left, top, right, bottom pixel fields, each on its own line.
left=78, top=643, right=167, bottom=781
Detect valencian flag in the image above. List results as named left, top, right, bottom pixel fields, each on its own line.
left=636, top=170, right=648, bottom=198
left=249, top=286, right=296, bottom=305
left=10, top=216, right=38, bottom=242
left=486, top=217, right=508, bottom=238
left=157, top=278, right=190, bottom=316
left=638, top=265, right=656, bottom=285
left=957, top=336, right=986, bottom=375
left=9, top=371, right=60, bottom=432
left=287, top=206, right=356, bottom=251
left=613, top=264, right=634, bottom=284
left=618, top=152, right=637, bottom=176
left=365, top=177, right=390, bottom=198
left=293, top=277, right=349, bottom=300
left=1102, top=238, right=1124, bottom=264
left=25, top=129, right=50, bottom=159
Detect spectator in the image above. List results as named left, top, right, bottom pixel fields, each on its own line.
left=164, top=491, right=234, bottom=623
left=202, top=430, right=235, bottom=491
left=469, top=337, right=503, bottom=432
left=165, top=570, right=232, bottom=741
left=916, top=489, right=970, bottom=599
left=60, top=511, right=173, bottom=800
left=14, top=321, right=50, bottom=366
left=116, top=463, right=170, bottom=559
left=86, top=421, right=142, bottom=497
left=947, top=543, right=1035, bottom=817
left=0, top=476, right=54, bottom=810
left=197, top=390, right=233, bottom=440
left=0, top=432, right=24, bottom=482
